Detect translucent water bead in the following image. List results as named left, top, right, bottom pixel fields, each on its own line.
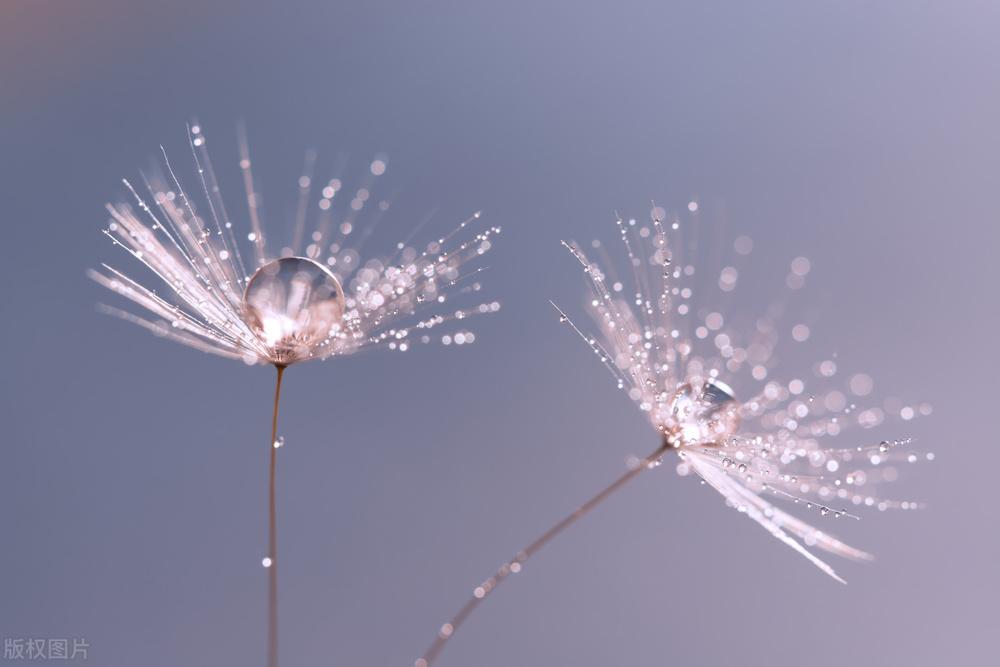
left=667, top=378, right=741, bottom=446
left=243, top=257, right=346, bottom=365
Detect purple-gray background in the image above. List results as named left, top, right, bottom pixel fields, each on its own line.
left=2, top=1, right=996, bottom=665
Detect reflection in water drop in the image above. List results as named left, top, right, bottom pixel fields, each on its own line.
left=243, top=257, right=345, bottom=365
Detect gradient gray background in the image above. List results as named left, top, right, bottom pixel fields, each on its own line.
left=2, top=1, right=996, bottom=665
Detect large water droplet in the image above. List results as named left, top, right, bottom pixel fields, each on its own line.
left=667, top=378, right=741, bottom=446
left=243, top=257, right=345, bottom=364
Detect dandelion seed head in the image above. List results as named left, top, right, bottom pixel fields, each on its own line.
left=556, top=205, right=930, bottom=581
left=91, top=125, right=500, bottom=366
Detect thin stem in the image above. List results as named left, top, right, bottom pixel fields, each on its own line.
left=416, top=440, right=671, bottom=667
left=268, top=364, right=286, bottom=667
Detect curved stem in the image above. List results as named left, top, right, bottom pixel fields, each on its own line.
left=268, top=364, right=286, bottom=667
left=416, top=440, right=670, bottom=667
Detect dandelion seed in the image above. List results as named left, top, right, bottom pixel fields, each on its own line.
left=417, top=203, right=928, bottom=665
left=91, top=124, right=500, bottom=667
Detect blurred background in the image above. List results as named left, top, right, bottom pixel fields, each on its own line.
left=1, top=1, right=996, bottom=665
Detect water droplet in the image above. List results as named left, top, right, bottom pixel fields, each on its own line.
left=273, top=436, right=285, bottom=449
left=879, top=441, right=889, bottom=453
left=669, top=380, right=741, bottom=447
left=244, top=257, right=345, bottom=364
